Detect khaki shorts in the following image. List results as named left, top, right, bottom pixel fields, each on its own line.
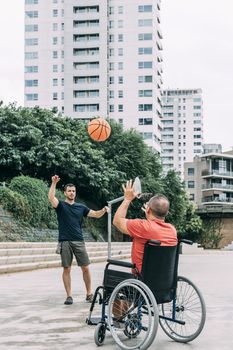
left=60, top=241, right=90, bottom=267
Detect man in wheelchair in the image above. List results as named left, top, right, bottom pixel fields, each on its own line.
left=86, top=180, right=206, bottom=350
left=113, top=179, right=177, bottom=273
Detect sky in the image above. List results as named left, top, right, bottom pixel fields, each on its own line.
left=0, top=0, right=233, bottom=151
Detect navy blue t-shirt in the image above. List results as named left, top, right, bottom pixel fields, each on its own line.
left=55, top=201, right=90, bottom=241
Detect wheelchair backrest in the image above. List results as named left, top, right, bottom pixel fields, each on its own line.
left=141, top=242, right=179, bottom=304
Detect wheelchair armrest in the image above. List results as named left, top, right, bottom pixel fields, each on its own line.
left=179, top=239, right=193, bottom=245
left=147, top=239, right=161, bottom=245
left=107, top=259, right=136, bottom=269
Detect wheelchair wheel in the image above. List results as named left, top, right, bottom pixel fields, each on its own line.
left=94, top=322, right=106, bottom=346
left=159, top=276, right=206, bottom=343
left=107, top=279, right=159, bottom=350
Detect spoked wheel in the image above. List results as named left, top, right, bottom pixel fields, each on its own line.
left=94, top=322, right=107, bottom=346
left=107, top=279, right=159, bottom=350
left=159, top=276, right=206, bottom=343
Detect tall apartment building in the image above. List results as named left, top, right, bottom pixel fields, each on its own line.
left=24, top=0, right=163, bottom=151
left=161, top=89, right=204, bottom=174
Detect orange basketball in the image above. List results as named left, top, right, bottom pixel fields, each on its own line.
left=87, top=118, right=111, bottom=142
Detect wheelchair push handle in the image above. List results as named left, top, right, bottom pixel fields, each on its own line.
left=107, top=259, right=136, bottom=269
left=179, top=239, right=193, bottom=245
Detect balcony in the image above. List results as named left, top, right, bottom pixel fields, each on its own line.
left=202, top=183, right=233, bottom=192
left=202, top=169, right=233, bottom=178
left=201, top=196, right=233, bottom=205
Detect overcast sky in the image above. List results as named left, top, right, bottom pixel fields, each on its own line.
left=0, top=0, right=233, bottom=151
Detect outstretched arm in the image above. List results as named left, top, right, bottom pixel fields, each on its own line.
left=48, top=175, right=60, bottom=208
left=113, top=179, right=138, bottom=235
left=87, top=206, right=109, bottom=218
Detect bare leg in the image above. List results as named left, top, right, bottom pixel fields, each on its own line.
left=62, top=266, right=72, bottom=297
left=81, top=265, right=91, bottom=295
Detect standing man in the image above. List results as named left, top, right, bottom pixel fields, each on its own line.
left=48, top=175, right=108, bottom=305
left=113, top=179, right=177, bottom=273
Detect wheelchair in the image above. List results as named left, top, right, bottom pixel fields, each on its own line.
left=86, top=239, right=206, bottom=350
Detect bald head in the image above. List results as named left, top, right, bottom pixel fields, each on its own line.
left=148, top=194, right=170, bottom=219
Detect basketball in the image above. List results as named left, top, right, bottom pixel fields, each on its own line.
left=87, top=118, right=111, bottom=142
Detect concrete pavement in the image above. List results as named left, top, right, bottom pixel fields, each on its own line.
left=0, top=252, right=233, bottom=350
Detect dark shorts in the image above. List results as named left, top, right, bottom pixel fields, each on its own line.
left=60, top=241, right=90, bottom=267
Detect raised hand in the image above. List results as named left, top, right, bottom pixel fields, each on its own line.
left=52, top=175, right=60, bottom=184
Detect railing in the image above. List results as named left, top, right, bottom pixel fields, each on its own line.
left=202, top=183, right=233, bottom=190
left=202, top=170, right=233, bottom=177
left=201, top=197, right=233, bottom=203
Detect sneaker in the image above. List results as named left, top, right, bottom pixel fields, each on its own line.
left=64, top=296, right=73, bottom=305
left=86, top=294, right=94, bottom=303
left=113, top=320, right=125, bottom=329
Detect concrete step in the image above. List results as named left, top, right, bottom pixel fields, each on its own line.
left=0, top=253, right=131, bottom=274
left=0, top=248, right=131, bottom=265
left=0, top=242, right=131, bottom=274
left=0, top=244, right=131, bottom=256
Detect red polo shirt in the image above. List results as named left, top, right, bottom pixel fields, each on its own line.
left=126, top=218, right=177, bottom=273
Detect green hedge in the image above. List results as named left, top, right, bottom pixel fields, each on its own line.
left=0, top=187, right=32, bottom=222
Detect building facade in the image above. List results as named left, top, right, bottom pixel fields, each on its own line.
left=161, top=89, right=204, bottom=175
left=24, top=0, right=163, bottom=151
left=184, top=147, right=233, bottom=207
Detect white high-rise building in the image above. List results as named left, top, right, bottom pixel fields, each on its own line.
left=24, top=0, right=163, bottom=151
left=161, top=89, right=204, bottom=175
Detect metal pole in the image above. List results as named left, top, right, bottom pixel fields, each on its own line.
left=107, top=195, right=125, bottom=259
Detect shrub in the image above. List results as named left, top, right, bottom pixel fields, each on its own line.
left=0, top=187, right=32, bottom=222
left=9, top=176, right=60, bottom=228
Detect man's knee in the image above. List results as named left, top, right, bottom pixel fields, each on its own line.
left=63, top=266, right=71, bottom=274
left=81, top=265, right=90, bottom=274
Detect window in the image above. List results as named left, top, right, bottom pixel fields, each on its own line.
left=118, top=34, right=123, bottom=42
left=109, top=91, right=114, bottom=98
left=194, top=105, right=201, bottom=109
left=109, top=48, right=114, bottom=56
left=138, top=90, right=152, bottom=97
left=25, top=93, right=38, bottom=101
left=25, top=79, right=38, bottom=87
left=194, top=135, right=201, bottom=138
left=110, top=105, right=114, bottom=112
left=118, top=62, right=123, bottom=70
left=138, top=33, right=152, bottom=40
left=138, top=61, right=152, bottom=69
left=138, top=104, right=152, bottom=111
left=53, top=9, right=58, bottom=17
left=25, top=11, right=38, bottom=18
left=194, top=142, right=201, bottom=146
left=193, top=98, right=201, bottom=102
left=138, top=75, right=152, bottom=83
left=189, top=194, right=195, bottom=201
left=138, top=5, right=152, bottom=12
left=118, top=76, right=123, bottom=84
left=53, top=37, right=58, bottom=45
left=25, top=38, right=38, bottom=46
left=109, top=20, right=114, bottom=28
left=25, top=24, right=38, bottom=32
left=138, top=47, right=152, bottom=55
left=25, top=0, right=38, bottom=4
left=109, top=62, right=114, bottom=70
left=53, top=92, right=58, bottom=100
left=188, top=168, right=195, bottom=176
left=53, top=64, right=58, bottom=72
left=53, top=23, right=58, bottom=31
left=109, top=34, right=114, bottom=42
left=118, top=48, right=123, bottom=56
left=25, top=66, right=38, bottom=73
left=187, top=181, right=195, bottom=189
left=138, top=19, right=153, bottom=27
left=53, top=79, right=58, bottom=86
left=109, top=76, right=114, bottom=84
left=53, top=51, right=58, bottom=58
left=118, top=90, right=123, bottom=98
left=74, top=104, right=99, bottom=112
left=138, top=118, right=152, bottom=125
left=25, top=52, right=38, bottom=59
left=118, top=6, right=123, bottom=14
left=141, top=132, right=153, bottom=140
left=73, top=6, right=99, bottom=14
left=118, top=20, right=123, bottom=28
left=118, top=104, right=123, bottom=112
left=109, top=6, right=114, bottom=14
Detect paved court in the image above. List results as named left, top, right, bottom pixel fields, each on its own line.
left=0, top=252, right=232, bottom=350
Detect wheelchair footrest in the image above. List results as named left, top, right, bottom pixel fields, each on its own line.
left=86, top=317, right=102, bottom=325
